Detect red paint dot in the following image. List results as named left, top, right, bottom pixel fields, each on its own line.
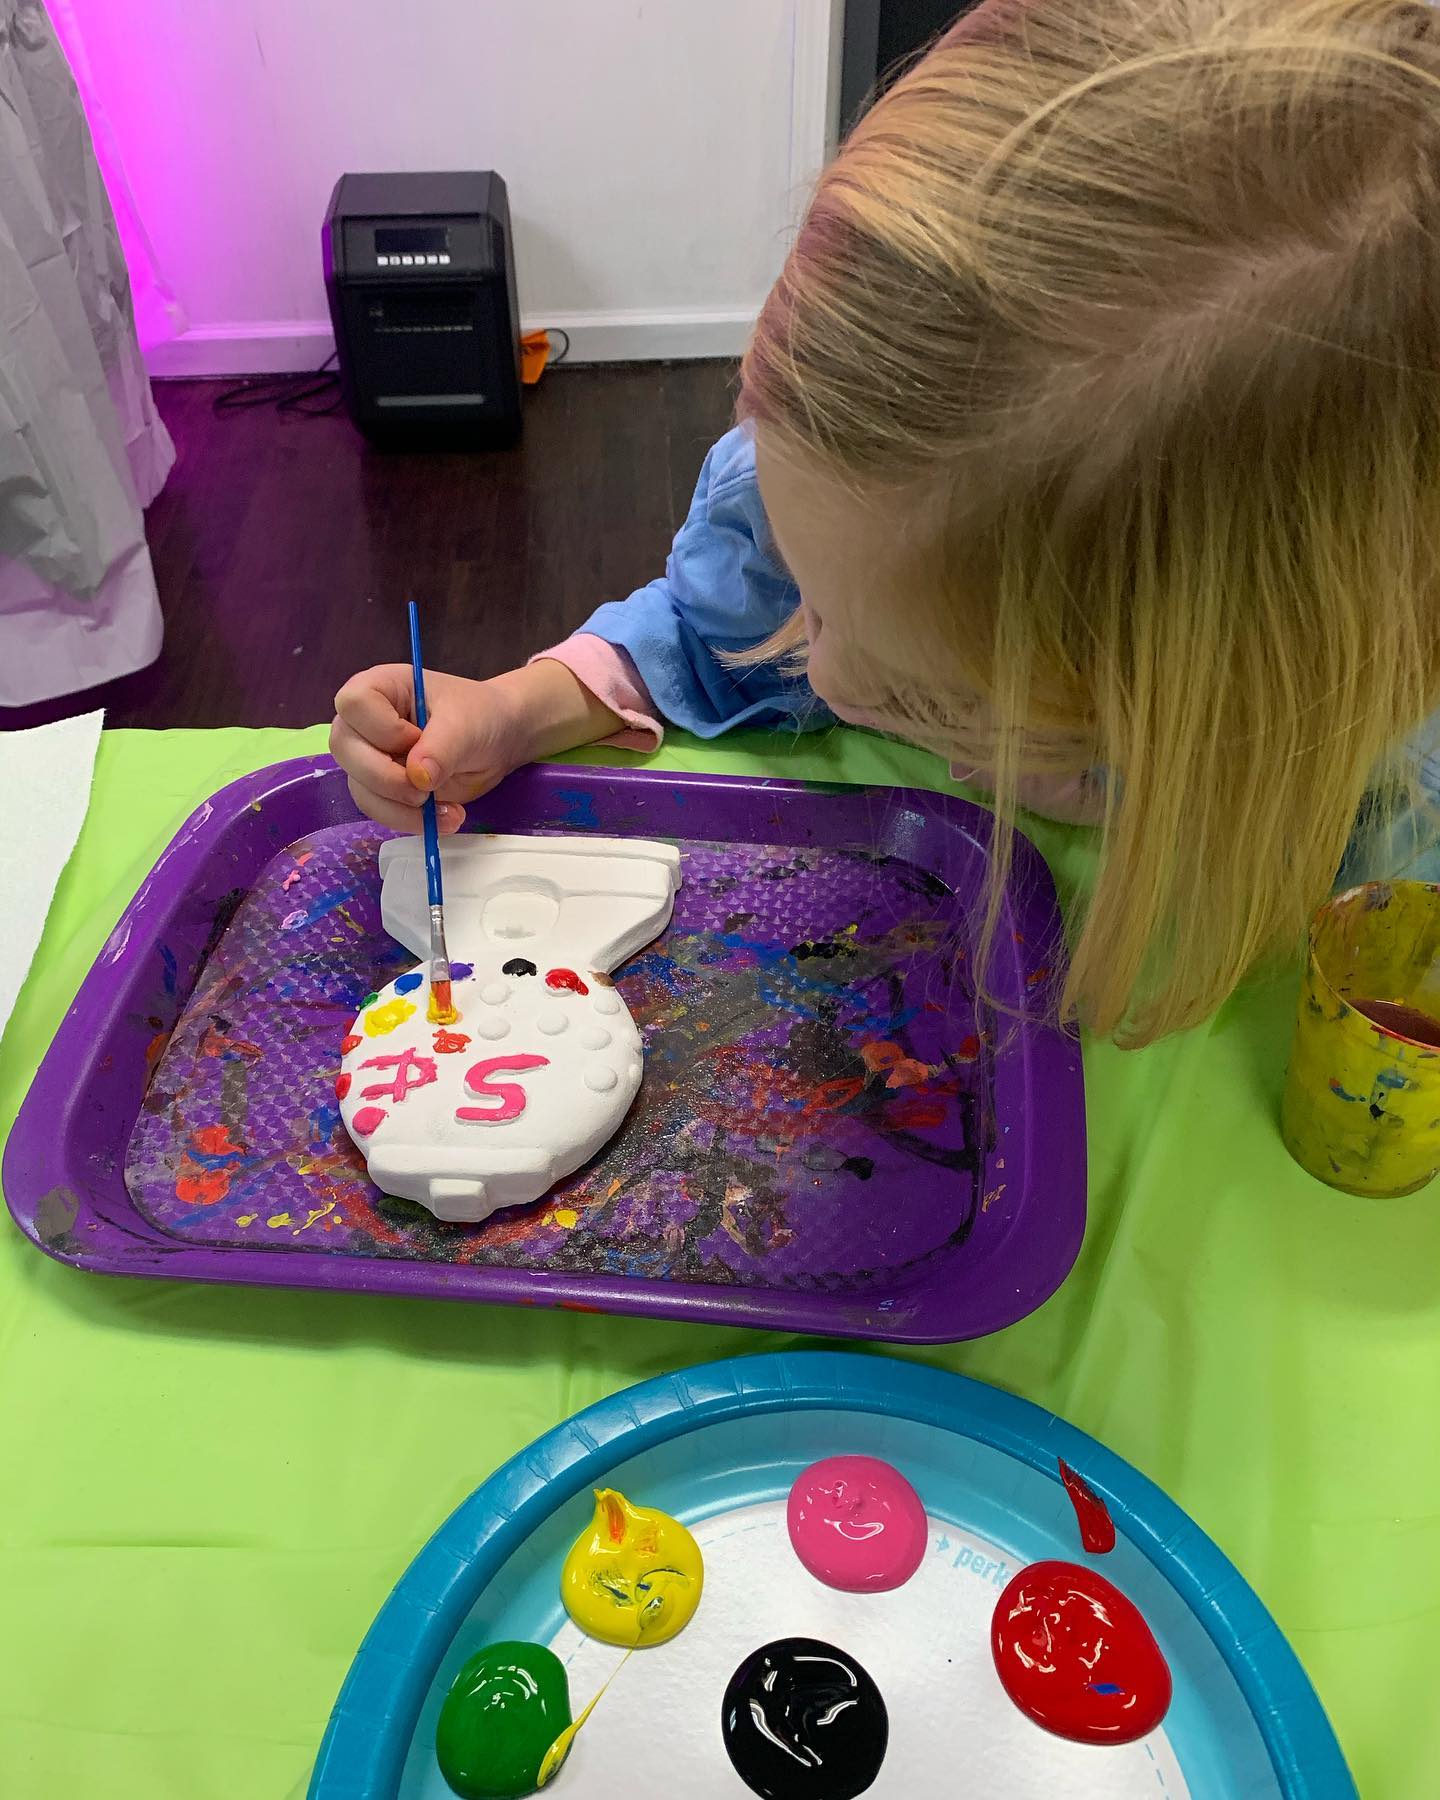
left=956, top=1035, right=981, bottom=1062
left=433, top=1030, right=471, bottom=1055
left=545, top=967, right=589, bottom=995
left=351, top=1106, right=386, bottom=1137
left=335, top=1072, right=352, bottom=1100
left=340, top=1034, right=362, bottom=1055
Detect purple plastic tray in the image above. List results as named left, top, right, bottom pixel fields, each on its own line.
left=3, top=758, right=1085, bottom=1342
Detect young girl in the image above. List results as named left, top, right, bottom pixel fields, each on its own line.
left=331, top=0, right=1440, bottom=1047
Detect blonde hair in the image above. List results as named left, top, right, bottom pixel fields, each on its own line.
left=740, top=0, right=1440, bottom=1045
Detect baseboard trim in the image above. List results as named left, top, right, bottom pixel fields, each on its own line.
left=144, top=308, right=756, bottom=379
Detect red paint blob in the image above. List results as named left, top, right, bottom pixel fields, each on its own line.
left=991, top=1560, right=1171, bottom=1745
left=350, top=1106, right=387, bottom=1137
left=340, top=1034, right=362, bottom=1055
left=545, top=967, right=589, bottom=995
left=175, top=1164, right=231, bottom=1206
left=192, top=1124, right=242, bottom=1157
left=432, top=1029, right=471, bottom=1055
left=335, top=1073, right=352, bottom=1100
left=1058, top=1460, right=1116, bottom=1554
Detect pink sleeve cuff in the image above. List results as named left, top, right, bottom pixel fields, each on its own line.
left=530, top=635, right=665, bottom=753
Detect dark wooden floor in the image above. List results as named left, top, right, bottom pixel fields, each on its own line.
left=1, top=361, right=737, bottom=731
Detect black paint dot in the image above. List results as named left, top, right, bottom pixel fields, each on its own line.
left=501, top=958, right=538, bottom=978
left=721, top=1637, right=887, bottom=1800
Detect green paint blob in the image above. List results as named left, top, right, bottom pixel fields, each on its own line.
left=436, top=1640, right=572, bottom=1799
left=361, top=991, right=380, bottom=1009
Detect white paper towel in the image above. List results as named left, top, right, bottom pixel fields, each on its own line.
left=0, top=710, right=103, bottom=1043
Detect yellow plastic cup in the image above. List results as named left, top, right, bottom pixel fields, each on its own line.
left=1282, top=880, right=1440, bottom=1196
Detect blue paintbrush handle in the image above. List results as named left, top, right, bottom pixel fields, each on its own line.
left=407, top=600, right=444, bottom=910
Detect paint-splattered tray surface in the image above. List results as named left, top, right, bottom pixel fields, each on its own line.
left=308, top=1351, right=1355, bottom=1799
left=4, top=759, right=1084, bottom=1342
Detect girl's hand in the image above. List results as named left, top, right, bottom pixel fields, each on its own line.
left=329, top=660, right=622, bottom=833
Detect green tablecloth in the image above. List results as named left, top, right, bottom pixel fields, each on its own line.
left=1, top=726, right=1433, bottom=1800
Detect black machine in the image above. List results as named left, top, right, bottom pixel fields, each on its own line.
left=323, top=171, right=522, bottom=446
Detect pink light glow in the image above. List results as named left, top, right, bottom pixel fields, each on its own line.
left=46, top=0, right=184, bottom=350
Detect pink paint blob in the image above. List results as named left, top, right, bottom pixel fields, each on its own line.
left=786, top=1454, right=928, bottom=1593
left=456, top=1054, right=550, bottom=1124
left=350, top=1106, right=386, bottom=1137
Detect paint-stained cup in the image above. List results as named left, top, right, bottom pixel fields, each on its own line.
left=1282, top=881, right=1440, bottom=1195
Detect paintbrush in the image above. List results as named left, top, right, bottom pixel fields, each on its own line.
left=407, top=600, right=457, bottom=1025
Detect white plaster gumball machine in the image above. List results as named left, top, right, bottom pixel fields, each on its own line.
left=337, top=835, right=681, bottom=1222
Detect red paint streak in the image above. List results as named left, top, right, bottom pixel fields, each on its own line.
left=432, top=1029, right=471, bottom=1055
left=456, top=1054, right=550, bottom=1123
left=192, top=1124, right=243, bottom=1157
left=545, top=967, right=589, bottom=995
left=1026, top=965, right=1051, bottom=989
left=359, top=1047, right=437, bottom=1104
left=1353, top=997, right=1440, bottom=1047
left=197, top=1026, right=261, bottom=1061
left=335, top=1072, right=352, bottom=1100
left=992, top=1561, right=1170, bottom=1745
left=801, top=1075, right=865, bottom=1116
left=351, top=1106, right=387, bottom=1137
left=558, top=1299, right=602, bottom=1313
left=175, top=1162, right=231, bottom=1206
left=956, top=1035, right=981, bottom=1062
left=340, top=1034, right=363, bottom=1055
left=1058, top=1460, right=1116, bottom=1554
left=884, top=1094, right=947, bottom=1131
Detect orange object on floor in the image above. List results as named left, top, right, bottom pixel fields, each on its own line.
left=520, top=329, right=552, bottom=386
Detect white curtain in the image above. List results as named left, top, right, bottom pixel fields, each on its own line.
left=0, top=0, right=174, bottom=706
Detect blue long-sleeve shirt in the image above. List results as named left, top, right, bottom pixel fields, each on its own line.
left=573, top=427, right=832, bottom=738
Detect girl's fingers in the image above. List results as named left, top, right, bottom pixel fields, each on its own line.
left=333, top=665, right=425, bottom=755
left=345, top=776, right=466, bottom=835
left=329, top=716, right=425, bottom=809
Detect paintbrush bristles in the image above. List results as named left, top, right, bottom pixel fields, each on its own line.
left=426, top=902, right=457, bottom=1024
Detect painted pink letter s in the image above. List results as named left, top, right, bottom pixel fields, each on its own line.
left=455, top=1054, right=551, bottom=1124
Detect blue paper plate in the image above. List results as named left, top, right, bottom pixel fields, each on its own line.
left=308, top=1351, right=1354, bottom=1800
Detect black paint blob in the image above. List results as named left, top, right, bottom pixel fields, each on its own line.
left=501, top=958, right=538, bottom=978
left=721, top=1637, right=888, bottom=1800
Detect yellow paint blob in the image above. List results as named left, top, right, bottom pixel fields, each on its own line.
left=363, top=995, right=416, bottom=1037
left=553, top=1208, right=579, bottom=1229
left=560, top=1488, right=703, bottom=1648
left=235, top=1213, right=257, bottom=1227
left=266, top=1212, right=292, bottom=1228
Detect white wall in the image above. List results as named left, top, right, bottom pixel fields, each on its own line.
left=69, top=0, right=841, bottom=374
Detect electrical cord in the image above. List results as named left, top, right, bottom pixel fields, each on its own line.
left=212, top=326, right=567, bottom=420
left=212, top=351, right=343, bottom=418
